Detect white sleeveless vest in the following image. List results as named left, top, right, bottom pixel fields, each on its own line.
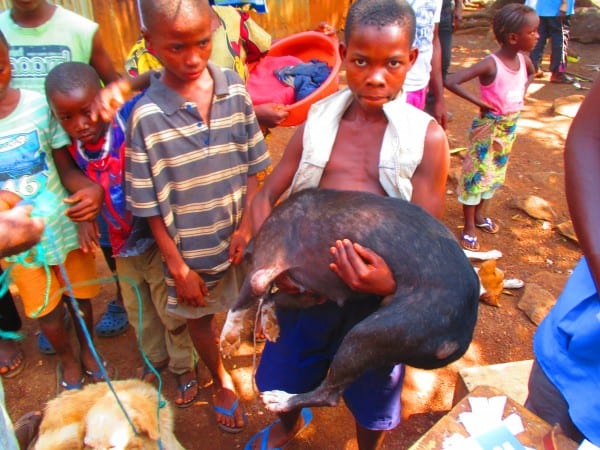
left=289, top=88, right=433, bottom=200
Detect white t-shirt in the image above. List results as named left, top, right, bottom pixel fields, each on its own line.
left=404, top=0, right=443, bottom=92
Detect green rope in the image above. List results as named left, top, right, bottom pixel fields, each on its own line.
left=0, top=191, right=166, bottom=447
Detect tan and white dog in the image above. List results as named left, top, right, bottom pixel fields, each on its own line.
left=34, top=379, right=184, bottom=450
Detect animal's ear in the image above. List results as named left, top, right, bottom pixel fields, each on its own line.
left=131, top=405, right=160, bottom=441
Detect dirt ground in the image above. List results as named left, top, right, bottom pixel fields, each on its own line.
left=3, top=29, right=599, bottom=450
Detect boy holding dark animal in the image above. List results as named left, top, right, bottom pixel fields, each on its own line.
left=236, top=0, right=463, bottom=448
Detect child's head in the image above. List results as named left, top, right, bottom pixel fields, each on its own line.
left=45, top=62, right=106, bottom=145
left=342, top=0, right=417, bottom=109
left=140, top=0, right=213, bottom=86
left=493, top=4, right=539, bottom=52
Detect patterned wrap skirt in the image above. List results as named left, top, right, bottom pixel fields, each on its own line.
left=457, top=110, right=520, bottom=204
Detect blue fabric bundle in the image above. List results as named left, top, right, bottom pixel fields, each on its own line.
left=275, top=59, right=332, bottom=102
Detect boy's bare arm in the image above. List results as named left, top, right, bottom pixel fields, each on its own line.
left=89, top=31, right=121, bottom=85
left=410, top=120, right=450, bottom=219
left=92, top=70, right=158, bottom=122
left=250, top=124, right=305, bottom=233
left=147, top=215, right=209, bottom=307
left=52, top=147, right=104, bottom=222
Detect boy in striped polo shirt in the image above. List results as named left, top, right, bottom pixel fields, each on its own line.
left=126, top=0, right=270, bottom=433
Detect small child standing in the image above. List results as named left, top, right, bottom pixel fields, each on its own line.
left=45, top=61, right=199, bottom=408
left=445, top=3, right=538, bottom=251
left=0, top=30, right=110, bottom=392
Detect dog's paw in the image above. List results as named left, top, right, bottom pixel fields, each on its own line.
left=260, top=303, right=280, bottom=342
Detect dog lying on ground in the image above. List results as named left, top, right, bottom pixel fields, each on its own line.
left=221, top=189, right=480, bottom=413
left=34, top=379, right=184, bottom=450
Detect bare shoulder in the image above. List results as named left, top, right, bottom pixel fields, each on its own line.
left=424, top=119, right=448, bottom=152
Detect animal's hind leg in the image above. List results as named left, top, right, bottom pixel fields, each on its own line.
left=262, top=314, right=393, bottom=413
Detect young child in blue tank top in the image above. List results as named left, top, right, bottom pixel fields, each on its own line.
left=445, top=3, right=538, bottom=251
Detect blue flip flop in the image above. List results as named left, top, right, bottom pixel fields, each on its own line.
left=56, top=362, right=83, bottom=395
left=244, top=408, right=312, bottom=450
left=214, top=398, right=248, bottom=433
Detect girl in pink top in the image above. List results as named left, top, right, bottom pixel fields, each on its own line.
left=445, top=3, right=538, bottom=251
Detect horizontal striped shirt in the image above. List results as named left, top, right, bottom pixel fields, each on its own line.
left=125, top=63, right=270, bottom=288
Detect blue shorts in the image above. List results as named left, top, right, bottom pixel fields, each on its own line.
left=255, top=300, right=404, bottom=430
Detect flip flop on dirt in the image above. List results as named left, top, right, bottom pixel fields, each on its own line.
left=0, top=340, right=24, bottom=378
left=550, top=73, right=574, bottom=84
left=175, top=369, right=200, bottom=408
left=56, top=362, right=84, bottom=395
left=460, top=233, right=480, bottom=251
left=475, top=217, right=499, bottom=234
left=244, top=408, right=312, bottom=449
left=83, top=360, right=118, bottom=383
left=213, top=387, right=247, bottom=433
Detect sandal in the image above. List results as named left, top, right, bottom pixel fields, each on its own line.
left=460, top=233, right=480, bottom=251
left=83, top=360, right=118, bottom=383
left=475, top=217, right=499, bottom=234
left=550, top=73, right=574, bottom=84
left=213, top=388, right=247, bottom=433
left=56, top=362, right=84, bottom=395
left=95, top=300, right=129, bottom=337
left=244, top=408, right=312, bottom=449
left=175, top=369, right=200, bottom=408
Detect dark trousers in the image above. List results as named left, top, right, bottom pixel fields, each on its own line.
left=530, top=15, right=570, bottom=74
left=525, top=360, right=584, bottom=443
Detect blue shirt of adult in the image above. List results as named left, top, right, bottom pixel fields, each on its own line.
left=533, top=257, right=600, bottom=445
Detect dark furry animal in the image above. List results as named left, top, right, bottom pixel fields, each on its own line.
left=221, top=188, right=480, bottom=412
